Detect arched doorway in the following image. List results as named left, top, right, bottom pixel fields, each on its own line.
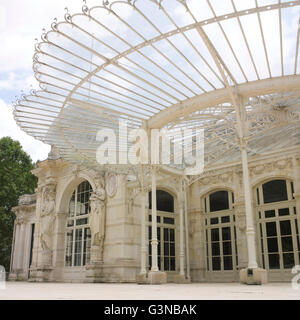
left=255, top=179, right=299, bottom=280
left=203, top=190, right=238, bottom=281
left=148, top=190, right=176, bottom=273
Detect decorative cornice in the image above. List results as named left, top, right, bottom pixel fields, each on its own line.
left=18, top=194, right=37, bottom=206
left=195, top=154, right=297, bottom=186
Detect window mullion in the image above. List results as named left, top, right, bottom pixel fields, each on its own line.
left=75, top=187, right=78, bottom=218
left=287, top=181, right=292, bottom=201
left=81, top=227, right=84, bottom=266
left=257, top=218, right=263, bottom=268
left=220, top=226, right=224, bottom=272
left=205, top=228, right=209, bottom=271
left=276, top=218, right=283, bottom=270
left=71, top=229, right=76, bottom=267
left=291, top=218, right=299, bottom=266
left=261, top=219, right=268, bottom=270
left=208, top=226, right=212, bottom=272
left=230, top=223, right=236, bottom=271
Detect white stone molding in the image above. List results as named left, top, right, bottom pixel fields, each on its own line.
left=106, top=173, right=118, bottom=198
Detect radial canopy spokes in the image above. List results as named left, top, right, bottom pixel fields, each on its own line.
left=13, top=0, right=300, bottom=172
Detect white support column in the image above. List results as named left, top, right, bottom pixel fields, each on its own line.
left=12, top=223, right=20, bottom=271
left=234, top=96, right=267, bottom=284
left=184, top=180, right=191, bottom=281
left=151, top=169, right=159, bottom=272
left=17, top=223, right=25, bottom=270
left=174, top=180, right=188, bottom=284
left=147, top=167, right=167, bottom=284
left=10, top=222, right=16, bottom=273
left=179, top=200, right=185, bottom=276
left=23, top=223, right=31, bottom=274
left=241, top=145, right=258, bottom=269
left=140, top=191, right=147, bottom=275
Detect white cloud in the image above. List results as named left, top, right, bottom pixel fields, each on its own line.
left=0, top=0, right=92, bottom=162
left=0, top=0, right=92, bottom=86
left=0, top=98, right=50, bottom=162
left=0, top=72, right=38, bottom=91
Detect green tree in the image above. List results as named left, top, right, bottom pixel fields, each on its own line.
left=0, top=137, right=37, bottom=273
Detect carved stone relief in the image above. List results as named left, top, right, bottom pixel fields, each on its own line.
left=90, top=176, right=106, bottom=262
left=40, top=184, right=56, bottom=252
left=106, top=173, right=117, bottom=198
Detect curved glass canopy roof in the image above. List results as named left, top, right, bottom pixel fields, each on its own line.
left=13, top=0, right=300, bottom=174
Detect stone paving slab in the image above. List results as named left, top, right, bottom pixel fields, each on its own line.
left=0, top=282, right=299, bottom=300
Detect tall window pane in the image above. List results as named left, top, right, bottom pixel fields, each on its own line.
left=257, top=179, right=298, bottom=272
left=65, top=181, right=92, bottom=267
left=205, top=190, right=237, bottom=273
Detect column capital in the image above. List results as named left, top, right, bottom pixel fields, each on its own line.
left=151, top=239, right=159, bottom=246
left=239, top=137, right=248, bottom=150
left=150, top=165, right=160, bottom=174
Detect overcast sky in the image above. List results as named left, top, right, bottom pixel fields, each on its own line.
left=0, top=0, right=92, bottom=162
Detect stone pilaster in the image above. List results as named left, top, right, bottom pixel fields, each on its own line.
left=233, top=198, right=248, bottom=269
left=86, top=175, right=106, bottom=282
left=34, top=180, right=57, bottom=282
left=51, top=211, right=68, bottom=281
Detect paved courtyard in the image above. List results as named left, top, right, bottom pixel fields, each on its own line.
left=0, top=282, right=299, bottom=300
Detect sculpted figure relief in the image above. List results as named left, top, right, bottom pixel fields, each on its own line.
left=90, top=182, right=106, bottom=260
left=40, top=185, right=56, bottom=251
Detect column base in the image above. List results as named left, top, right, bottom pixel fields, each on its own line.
left=136, top=273, right=148, bottom=284
left=240, top=268, right=268, bottom=285
left=34, top=267, right=53, bottom=282
left=85, top=262, right=103, bottom=283
left=148, top=271, right=167, bottom=284
left=174, top=274, right=190, bottom=284
left=8, top=272, right=18, bottom=281
left=41, top=249, right=52, bottom=266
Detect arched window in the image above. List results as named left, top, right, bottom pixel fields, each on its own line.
left=262, top=180, right=289, bottom=204
left=149, top=190, right=174, bottom=213
left=65, top=181, right=92, bottom=267
left=204, top=190, right=238, bottom=273
left=209, top=190, right=230, bottom=212
left=256, top=179, right=298, bottom=272
left=148, top=190, right=176, bottom=272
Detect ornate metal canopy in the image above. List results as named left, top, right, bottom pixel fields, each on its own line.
left=13, top=0, right=300, bottom=174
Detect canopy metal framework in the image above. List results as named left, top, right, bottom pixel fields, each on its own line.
left=13, top=0, right=300, bottom=177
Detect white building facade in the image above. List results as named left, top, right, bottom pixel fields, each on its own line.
left=9, top=146, right=300, bottom=284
